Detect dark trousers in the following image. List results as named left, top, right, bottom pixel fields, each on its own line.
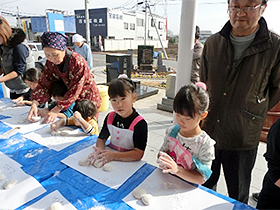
left=203, top=147, right=258, bottom=204
left=257, top=172, right=280, bottom=209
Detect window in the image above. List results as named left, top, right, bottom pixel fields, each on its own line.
left=137, top=18, right=144, bottom=27
left=130, top=23, right=135, bottom=30
left=151, top=19, right=156, bottom=27
left=124, top=22, right=129, bottom=30
left=158, top=21, right=164, bottom=30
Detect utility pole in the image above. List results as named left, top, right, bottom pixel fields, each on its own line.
left=16, top=6, right=21, bottom=28
left=144, top=0, right=148, bottom=45
left=147, top=5, right=168, bottom=59
left=85, top=0, right=91, bottom=49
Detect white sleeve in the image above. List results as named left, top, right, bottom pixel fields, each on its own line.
left=197, top=136, right=216, bottom=169
left=159, top=126, right=173, bottom=153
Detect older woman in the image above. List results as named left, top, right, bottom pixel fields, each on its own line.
left=0, top=16, right=35, bottom=99
left=72, top=34, right=93, bottom=70
left=28, top=32, right=101, bottom=124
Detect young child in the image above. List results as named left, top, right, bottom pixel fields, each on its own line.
left=158, top=82, right=215, bottom=185
left=51, top=99, right=99, bottom=136
left=12, top=68, right=42, bottom=106
left=88, top=77, right=148, bottom=166
left=39, top=80, right=75, bottom=119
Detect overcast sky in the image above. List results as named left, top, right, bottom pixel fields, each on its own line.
left=1, top=0, right=280, bottom=35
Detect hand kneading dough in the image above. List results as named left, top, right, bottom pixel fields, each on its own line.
left=102, top=163, right=113, bottom=172
left=31, top=116, right=41, bottom=122
left=48, top=202, right=64, bottom=210
left=60, top=130, right=71, bottom=136
left=93, top=159, right=103, bottom=168
left=51, top=131, right=61, bottom=136
left=78, top=158, right=90, bottom=166
left=141, top=194, right=153, bottom=206
left=133, top=187, right=147, bottom=199
left=3, top=179, right=17, bottom=189
left=0, top=173, right=5, bottom=181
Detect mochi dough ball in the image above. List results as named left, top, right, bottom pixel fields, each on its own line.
left=93, top=159, right=103, bottom=168
left=102, top=163, right=113, bottom=172
left=141, top=194, right=153, bottom=206
left=48, top=202, right=64, bottom=210
left=133, top=187, right=147, bottom=199
left=0, top=173, right=6, bottom=181
left=3, top=179, right=17, bottom=190
left=78, top=158, right=90, bottom=166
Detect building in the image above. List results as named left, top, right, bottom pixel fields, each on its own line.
left=75, top=8, right=168, bottom=51
left=21, top=10, right=76, bottom=42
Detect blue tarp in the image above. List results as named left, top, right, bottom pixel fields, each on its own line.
left=0, top=103, right=256, bottom=209
left=0, top=132, right=97, bottom=182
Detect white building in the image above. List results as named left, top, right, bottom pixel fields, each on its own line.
left=75, top=8, right=168, bottom=51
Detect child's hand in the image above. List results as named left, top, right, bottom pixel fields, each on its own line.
left=16, top=100, right=27, bottom=106
left=158, top=151, right=179, bottom=175
left=28, top=103, right=39, bottom=122
left=38, top=108, right=49, bottom=118
left=50, top=123, right=57, bottom=131
left=73, top=111, right=82, bottom=120
left=12, top=97, right=23, bottom=105
left=50, top=119, right=65, bottom=131
left=97, top=150, right=114, bottom=164
left=88, top=146, right=103, bottom=164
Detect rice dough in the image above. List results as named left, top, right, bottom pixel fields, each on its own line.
left=48, top=202, right=64, bottom=210
left=3, top=179, right=17, bottom=190
left=93, top=159, right=103, bottom=168
left=141, top=194, right=153, bottom=206
left=31, top=116, right=41, bottom=122
left=102, top=163, right=113, bottom=172
left=0, top=173, right=5, bottom=181
left=78, top=158, right=90, bottom=166
left=133, top=187, right=147, bottom=199
left=51, top=131, right=61, bottom=136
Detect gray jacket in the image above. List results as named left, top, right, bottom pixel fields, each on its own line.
left=200, top=17, right=280, bottom=151
left=1, top=41, right=34, bottom=93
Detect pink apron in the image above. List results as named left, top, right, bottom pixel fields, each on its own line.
left=107, top=111, right=144, bottom=152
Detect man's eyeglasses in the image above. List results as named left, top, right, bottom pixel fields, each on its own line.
left=228, top=4, right=264, bottom=13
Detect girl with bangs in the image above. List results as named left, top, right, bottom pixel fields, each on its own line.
left=158, top=82, right=215, bottom=185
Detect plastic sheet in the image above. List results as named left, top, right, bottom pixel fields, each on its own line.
left=0, top=105, right=255, bottom=209
left=0, top=132, right=98, bottom=182
left=16, top=176, right=101, bottom=210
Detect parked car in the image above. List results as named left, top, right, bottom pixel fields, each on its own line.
left=28, top=42, right=45, bottom=62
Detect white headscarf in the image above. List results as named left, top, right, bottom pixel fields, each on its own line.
left=72, top=34, right=84, bottom=43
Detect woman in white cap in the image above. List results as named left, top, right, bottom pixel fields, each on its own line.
left=72, top=34, right=93, bottom=70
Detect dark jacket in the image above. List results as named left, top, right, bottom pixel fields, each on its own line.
left=191, top=40, right=204, bottom=83
left=200, top=17, right=280, bottom=151
left=0, top=28, right=34, bottom=93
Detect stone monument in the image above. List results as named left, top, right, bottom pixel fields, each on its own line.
left=157, top=74, right=176, bottom=112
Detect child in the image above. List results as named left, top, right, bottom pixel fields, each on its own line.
left=158, top=82, right=215, bottom=185
left=12, top=68, right=41, bottom=106
left=39, top=80, right=75, bottom=119
left=51, top=99, right=99, bottom=136
left=88, top=77, right=148, bottom=166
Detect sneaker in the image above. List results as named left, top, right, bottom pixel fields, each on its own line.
left=252, top=192, right=259, bottom=202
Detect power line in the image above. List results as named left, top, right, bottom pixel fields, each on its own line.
left=0, top=8, right=44, bottom=17
left=0, top=0, right=20, bottom=6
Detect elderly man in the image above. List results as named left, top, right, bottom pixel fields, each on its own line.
left=200, top=0, right=280, bottom=204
